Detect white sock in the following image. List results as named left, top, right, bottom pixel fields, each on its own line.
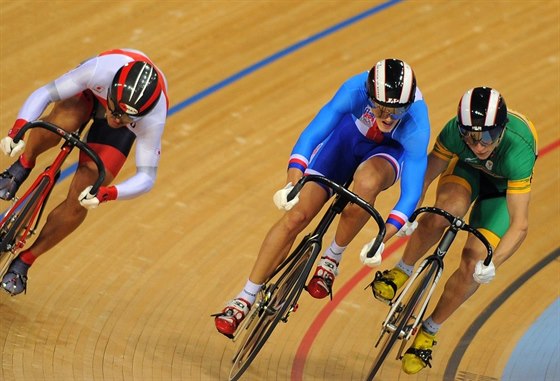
left=396, top=259, right=414, bottom=277
left=323, top=240, right=346, bottom=264
left=236, top=279, right=262, bottom=305
left=422, top=316, right=441, bottom=335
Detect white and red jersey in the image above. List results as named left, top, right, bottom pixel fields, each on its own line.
left=12, top=48, right=169, bottom=200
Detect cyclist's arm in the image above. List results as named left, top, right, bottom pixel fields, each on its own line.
left=385, top=149, right=427, bottom=241
left=288, top=77, right=361, bottom=173
left=288, top=101, right=344, bottom=172
left=386, top=102, right=431, bottom=237
left=113, top=118, right=163, bottom=200
left=492, top=191, right=530, bottom=267
left=286, top=167, right=304, bottom=187
left=16, top=60, right=95, bottom=122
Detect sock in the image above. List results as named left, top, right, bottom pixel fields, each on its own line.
left=396, top=259, right=414, bottom=277
left=323, top=240, right=346, bottom=264
left=422, top=316, right=441, bottom=335
left=236, top=279, right=262, bottom=305
left=19, top=154, right=35, bottom=169
left=19, top=250, right=37, bottom=266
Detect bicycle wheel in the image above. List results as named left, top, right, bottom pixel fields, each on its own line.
left=0, top=177, right=49, bottom=276
left=228, top=241, right=319, bottom=381
left=365, top=260, right=438, bottom=381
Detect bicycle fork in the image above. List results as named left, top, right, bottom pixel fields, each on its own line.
left=380, top=258, right=442, bottom=355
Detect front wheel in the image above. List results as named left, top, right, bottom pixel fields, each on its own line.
left=365, top=261, right=438, bottom=381
left=228, top=242, right=319, bottom=381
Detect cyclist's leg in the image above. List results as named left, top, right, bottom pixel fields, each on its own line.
left=333, top=155, right=396, bottom=247
left=248, top=182, right=329, bottom=285
left=214, top=182, right=328, bottom=336
left=402, top=158, right=475, bottom=266
left=373, top=159, right=475, bottom=301
left=429, top=191, right=508, bottom=325
left=403, top=197, right=509, bottom=374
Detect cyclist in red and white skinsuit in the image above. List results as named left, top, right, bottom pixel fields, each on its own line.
left=0, top=48, right=169, bottom=295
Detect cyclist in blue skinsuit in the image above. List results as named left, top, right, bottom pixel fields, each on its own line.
left=214, top=58, right=431, bottom=338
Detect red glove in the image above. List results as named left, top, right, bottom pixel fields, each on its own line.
left=79, top=185, right=118, bottom=209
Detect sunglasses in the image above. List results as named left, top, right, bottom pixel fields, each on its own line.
left=371, top=100, right=410, bottom=120
left=106, top=92, right=141, bottom=124
left=459, top=126, right=503, bottom=147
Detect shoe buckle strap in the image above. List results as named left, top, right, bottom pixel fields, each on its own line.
left=404, top=347, right=433, bottom=368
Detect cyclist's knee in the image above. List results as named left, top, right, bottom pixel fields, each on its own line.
left=458, top=246, right=482, bottom=274
left=418, top=212, right=448, bottom=232
left=340, top=202, right=368, bottom=222
left=434, top=183, right=471, bottom=217
left=68, top=164, right=110, bottom=198
left=352, top=175, right=384, bottom=201
left=282, top=209, right=312, bottom=234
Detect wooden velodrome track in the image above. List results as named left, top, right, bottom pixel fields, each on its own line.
left=1, top=1, right=558, bottom=380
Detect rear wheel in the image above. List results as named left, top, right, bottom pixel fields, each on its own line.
left=366, top=260, right=438, bottom=381
left=228, top=242, right=319, bottom=381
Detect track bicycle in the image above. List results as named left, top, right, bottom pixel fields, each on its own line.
left=364, top=206, right=493, bottom=380
left=228, top=174, right=386, bottom=381
left=0, top=120, right=105, bottom=288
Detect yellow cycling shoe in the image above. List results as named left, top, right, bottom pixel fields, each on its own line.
left=371, top=267, right=409, bottom=301
left=401, top=327, right=437, bottom=374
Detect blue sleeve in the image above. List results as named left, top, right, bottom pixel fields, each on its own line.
left=387, top=100, right=431, bottom=229
left=288, top=73, right=367, bottom=171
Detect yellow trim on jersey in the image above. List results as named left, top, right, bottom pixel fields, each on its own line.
left=478, top=228, right=500, bottom=248
left=439, top=175, right=472, bottom=194
left=438, top=158, right=472, bottom=193
left=433, top=138, right=455, bottom=161
left=507, top=177, right=532, bottom=194
left=509, top=109, right=539, bottom=155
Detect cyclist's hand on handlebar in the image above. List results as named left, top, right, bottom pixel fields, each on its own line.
left=360, top=241, right=384, bottom=267
left=473, top=260, right=495, bottom=284
left=396, top=220, right=418, bottom=237
left=79, top=185, right=118, bottom=209
left=273, top=183, right=299, bottom=211
left=0, top=136, right=25, bottom=157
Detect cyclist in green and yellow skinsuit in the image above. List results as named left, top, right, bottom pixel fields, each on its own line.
left=371, top=86, right=537, bottom=374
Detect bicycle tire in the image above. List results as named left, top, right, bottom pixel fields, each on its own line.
left=228, top=242, right=319, bottom=381
left=0, top=177, right=50, bottom=273
left=366, top=260, right=438, bottom=381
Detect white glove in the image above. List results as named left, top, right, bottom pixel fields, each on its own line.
left=272, top=183, right=299, bottom=211
left=396, top=220, right=418, bottom=237
left=78, top=185, right=100, bottom=209
left=0, top=136, right=26, bottom=158
left=473, top=260, right=496, bottom=284
left=360, top=241, right=384, bottom=267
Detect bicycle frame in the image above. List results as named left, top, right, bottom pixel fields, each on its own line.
left=366, top=206, right=493, bottom=380
left=0, top=120, right=105, bottom=257
left=228, top=174, right=386, bottom=381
